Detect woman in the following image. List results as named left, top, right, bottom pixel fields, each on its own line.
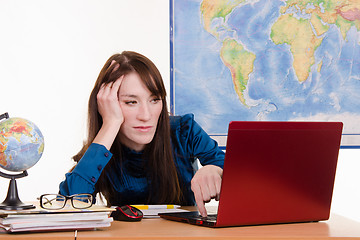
left=59, top=51, right=224, bottom=216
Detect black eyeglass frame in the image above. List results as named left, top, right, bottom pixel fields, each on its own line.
left=39, top=193, right=93, bottom=210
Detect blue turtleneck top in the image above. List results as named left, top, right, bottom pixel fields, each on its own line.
left=59, top=114, right=225, bottom=206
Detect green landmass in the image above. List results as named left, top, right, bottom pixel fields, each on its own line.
left=200, top=0, right=245, bottom=37
left=271, top=14, right=323, bottom=82
left=220, top=38, right=256, bottom=106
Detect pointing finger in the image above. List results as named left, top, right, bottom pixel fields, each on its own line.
left=192, top=182, right=207, bottom=217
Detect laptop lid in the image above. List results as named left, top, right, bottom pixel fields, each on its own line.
left=159, top=121, right=343, bottom=227
left=215, top=121, right=343, bottom=227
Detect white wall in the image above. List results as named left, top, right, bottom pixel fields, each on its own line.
left=0, top=0, right=359, bottom=222
left=0, top=0, right=169, bottom=204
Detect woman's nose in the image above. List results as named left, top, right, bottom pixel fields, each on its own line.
left=138, top=103, right=151, bottom=121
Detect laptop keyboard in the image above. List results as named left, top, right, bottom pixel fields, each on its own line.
left=193, top=214, right=218, bottom=222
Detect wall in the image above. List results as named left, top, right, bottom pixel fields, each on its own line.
left=0, top=0, right=359, bottom=222
left=0, top=0, right=170, bottom=205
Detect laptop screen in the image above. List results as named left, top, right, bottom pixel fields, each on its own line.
left=216, top=121, right=343, bottom=227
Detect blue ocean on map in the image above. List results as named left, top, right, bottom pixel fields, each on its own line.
left=172, top=0, right=360, bottom=138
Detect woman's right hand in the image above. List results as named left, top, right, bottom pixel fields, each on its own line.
left=97, top=76, right=124, bottom=125
left=93, top=76, right=124, bottom=150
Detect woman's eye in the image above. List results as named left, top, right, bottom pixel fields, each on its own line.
left=125, top=100, right=137, bottom=105
left=151, top=98, right=161, bottom=103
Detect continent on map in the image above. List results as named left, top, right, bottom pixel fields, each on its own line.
left=200, top=0, right=256, bottom=104
left=220, top=38, right=256, bottom=105
left=281, top=0, right=360, bottom=32
left=273, top=0, right=360, bottom=82
left=271, top=14, right=323, bottom=82
left=200, top=0, right=245, bottom=37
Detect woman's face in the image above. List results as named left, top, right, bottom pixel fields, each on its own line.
left=118, top=72, right=163, bottom=152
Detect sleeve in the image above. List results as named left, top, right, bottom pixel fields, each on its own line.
left=59, top=143, right=113, bottom=196
left=178, top=114, right=225, bottom=168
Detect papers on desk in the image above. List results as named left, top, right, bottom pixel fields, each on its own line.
left=0, top=204, right=114, bottom=233
left=142, top=208, right=190, bottom=218
left=130, top=205, right=189, bottom=218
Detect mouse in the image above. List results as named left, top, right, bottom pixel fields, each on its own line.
left=111, top=205, right=143, bottom=222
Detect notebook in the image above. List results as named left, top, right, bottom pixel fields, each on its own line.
left=159, top=121, right=343, bottom=227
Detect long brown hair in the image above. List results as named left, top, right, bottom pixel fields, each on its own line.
left=72, top=51, right=182, bottom=205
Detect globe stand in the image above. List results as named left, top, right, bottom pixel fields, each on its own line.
left=0, top=170, right=35, bottom=210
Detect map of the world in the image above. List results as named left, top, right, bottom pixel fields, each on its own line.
left=171, top=0, right=360, bottom=146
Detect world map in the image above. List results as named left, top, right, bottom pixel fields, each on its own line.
left=171, top=0, right=360, bottom=146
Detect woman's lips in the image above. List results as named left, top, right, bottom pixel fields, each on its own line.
left=134, top=126, right=152, bottom=132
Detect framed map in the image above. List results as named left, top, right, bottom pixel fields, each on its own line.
left=170, top=0, right=360, bottom=148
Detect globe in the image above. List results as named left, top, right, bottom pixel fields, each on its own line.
left=0, top=117, right=44, bottom=172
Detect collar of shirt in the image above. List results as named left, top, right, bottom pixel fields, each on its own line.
left=122, top=145, right=146, bottom=178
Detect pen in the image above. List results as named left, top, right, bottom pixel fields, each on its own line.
left=130, top=205, right=180, bottom=210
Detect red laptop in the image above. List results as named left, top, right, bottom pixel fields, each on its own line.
left=159, top=121, right=343, bottom=227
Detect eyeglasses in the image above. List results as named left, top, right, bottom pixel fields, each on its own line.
left=39, top=194, right=93, bottom=210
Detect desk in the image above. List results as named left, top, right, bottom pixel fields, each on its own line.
left=1, top=213, right=360, bottom=239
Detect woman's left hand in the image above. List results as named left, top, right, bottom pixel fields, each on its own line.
left=191, top=165, right=223, bottom=217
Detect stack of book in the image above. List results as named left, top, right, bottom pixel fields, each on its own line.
left=0, top=204, right=114, bottom=233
